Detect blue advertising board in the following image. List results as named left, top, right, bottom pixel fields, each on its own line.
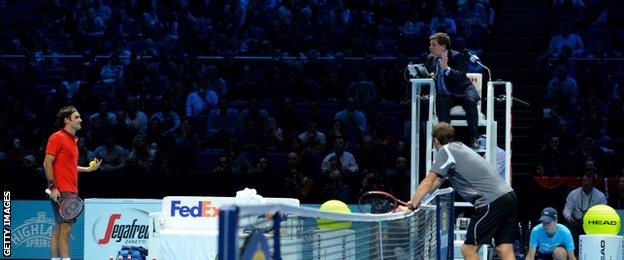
left=8, top=200, right=84, bottom=259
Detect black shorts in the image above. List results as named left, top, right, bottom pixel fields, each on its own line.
left=464, top=191, right=518, bottom=246
left=535, top=251, right=554, bottom=260
left=50, top=192, right=80, bottom=224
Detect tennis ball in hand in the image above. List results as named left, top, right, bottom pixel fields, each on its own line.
left=89, top=160, right=97, bottom=168
left=316, top=200, right=352, bottom=230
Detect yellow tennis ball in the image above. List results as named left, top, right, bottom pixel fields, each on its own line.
left=89, top=160, right=97, bottom=168
left=316, top=200, right=352, bottom=230
left=582, top=204, right=621, bottom=235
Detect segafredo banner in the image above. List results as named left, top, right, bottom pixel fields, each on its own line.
left=83, top=199, right=161, bottom=260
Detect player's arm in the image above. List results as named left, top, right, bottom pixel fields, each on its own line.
left=43, top=154, right=59, bottom=201
left=43, top=154, right=56, bottom=184
left=431, top=175, right=444, bottom=191
left=78, top=158, right=102, bottom=173
left=524, top=247, right=536, bottom=260
left=567, top=250, right=577, bottom=260
left=563, top=191, right=575, bottom=223
left=408, top=171, right=441, bottom=209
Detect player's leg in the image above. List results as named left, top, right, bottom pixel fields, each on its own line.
left=495, top=243, right=515, bottom=260
left=58, top=222, right=73, bottom=257
left=50, top=198, right=62, bottom=258
left=463, top=204, right=496, bottom=260
left=493, top=192, right=519, bottom=260
left=461, top=244, right=481, bottom=260
left=551, top=246, right=567, bottom=260
left=50, top=224, right=60, bottom=257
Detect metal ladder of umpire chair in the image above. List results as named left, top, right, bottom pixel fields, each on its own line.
left=408, top=76, right=513, bottom=198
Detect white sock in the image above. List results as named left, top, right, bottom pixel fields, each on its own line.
left=61, top=258, right=71, bottom=260
left=51, top=258, right=61, bottom=260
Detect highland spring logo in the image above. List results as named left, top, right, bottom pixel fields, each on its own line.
left=12, top=212, right=74, bottom=248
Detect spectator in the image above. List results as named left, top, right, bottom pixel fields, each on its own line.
left=212, top=155, right=232, bottom=175
left=356, top=135, right=384, bottom=171
left=546, top=65, right=578, bottom=114
left=238, top=99, right=270, bottom=149
left=538, top=136, right=566, bottom=177
left=321, top=157, right=354, bottom=202
left=608, top=172, right=624, bottom=209
left=114, top=111, right=138, bottom=148
left=60, top=69, right=82, bottom=100
left=207, top=98, right=239, bottom=147
left=93, top=135, right=129, bottom=174
left=284, top=167, right=316, bottom=202
left=201, top=65, right=229, bottom=98
left=266, top=118, right=285, bottom=150
left=457, top=0, right=488, bottom=45
left=563, top=173, right=607, bottom=246
left=321, top=137, right=359, bottom=175
left=124, top=98, right=149, bottom=136
left=79, top=8, right=106, bottom=38
left=298, top=121, right=326, bottom=156
left=150, top=100, right=181, bottom=136
left=174, top=119, right=199, bottom=174
left=225, top=139, right=253, bottom=175
left=185, top=83, right=219, bottom=118
left=100, top=54, right=124, bottom=85
left=253, top=156, right=272, bottom=176
left=383, top=156, right=411, bottom=198
left=547, top=20, right=584, bottom=59
left=334, top=98, right=367, bottom=149
left=429, top=6, right=457, bottom=36
left=346, top=72, right=378, bottom=117
left=123, top=135, right=153, bottom=174
left=88, top=100, right=118, bottom=148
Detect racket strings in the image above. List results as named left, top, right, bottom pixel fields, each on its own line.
left=60, top=197, right=84, bottom=219
left=360, top=194, right=398, bottom=213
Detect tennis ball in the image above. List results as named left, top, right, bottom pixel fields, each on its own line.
left=316, top=200, right=352, bottom=230
left=582, top=204, right=621, bottom=235
left=89, top=160, right=97, bottom=168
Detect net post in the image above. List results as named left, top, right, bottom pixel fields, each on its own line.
left=272, top=212, right=282, bottom=259
left=435, top=189, right=455, bottom=260
left=218, top=206, right=239, bottom=260
left=377, top=221, right=384, bottom=259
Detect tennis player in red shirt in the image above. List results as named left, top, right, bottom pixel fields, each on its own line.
left=44, top=106, right=101, bottom=260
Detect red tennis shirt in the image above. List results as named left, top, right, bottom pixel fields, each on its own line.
left=45, top=129, right=79, bottom=193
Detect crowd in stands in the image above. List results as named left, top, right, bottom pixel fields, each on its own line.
left=0, top=0, right=499, bottom=202
left=536, top=1, right=624, bottom=206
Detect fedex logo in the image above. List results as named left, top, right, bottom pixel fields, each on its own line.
left=170, top=200, right=219, bottom=218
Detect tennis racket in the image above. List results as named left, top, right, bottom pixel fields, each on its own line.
left=358, top=191, right=409, bottom=214
left=46, top=189, right=84, bottom=220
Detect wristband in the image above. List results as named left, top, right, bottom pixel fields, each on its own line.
left=47, top=180, right=56, bottom=190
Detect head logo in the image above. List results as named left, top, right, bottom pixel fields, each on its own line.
left=587, top=220, right=618, bottom=225
left=93, top=210, right=150, bottom=245
left=170, top=200, right=219, bottom=218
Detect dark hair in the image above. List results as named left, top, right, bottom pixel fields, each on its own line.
left=429, top=32, right=451, bottom=48
left=433, top=122, right=454, bottom=145
left=55, top=106, right=78, bottom=128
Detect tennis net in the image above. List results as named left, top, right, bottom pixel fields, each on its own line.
left=218, top=188, right=454, bottom=260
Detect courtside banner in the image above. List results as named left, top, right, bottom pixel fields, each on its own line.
left=8, top=200, right=84, bottom=259
left=162, top=196, right=241, bottom=230
left=162, top=196, right=300, bottom=230
left=83, top=199, right=161, bottom=260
